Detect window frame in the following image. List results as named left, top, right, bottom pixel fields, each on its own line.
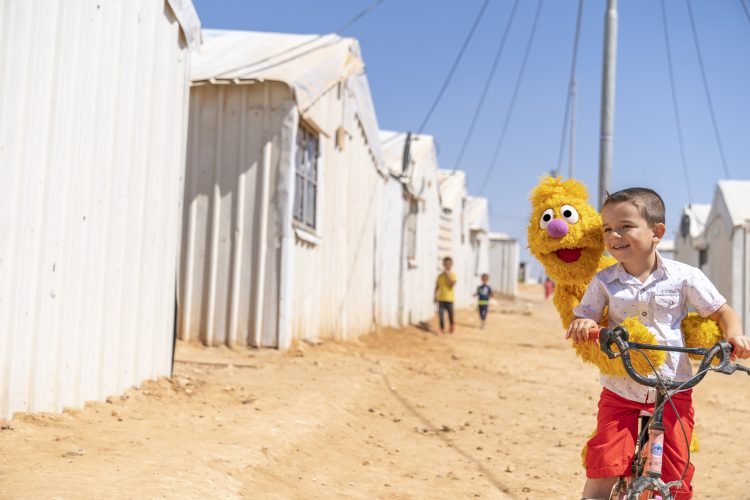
left=293, top=122, right=320, bottom=232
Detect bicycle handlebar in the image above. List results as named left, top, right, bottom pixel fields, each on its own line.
left=587, top=327, right=750, bottom=390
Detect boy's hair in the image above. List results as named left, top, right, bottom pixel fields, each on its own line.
left=603, top=187, right=665, bottom=227
left=481, top=273, right=489, bottom=279
left=443, top=256, right=453, bottom=264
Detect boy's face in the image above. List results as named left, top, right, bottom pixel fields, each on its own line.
left=601, top=202, right=664, bottom=268
left=443, top=259, right=453, bottom=271
left=481, top=275, right=489, bottom=284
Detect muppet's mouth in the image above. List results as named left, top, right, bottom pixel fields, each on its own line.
left=555, top=248, right=582, bottom=263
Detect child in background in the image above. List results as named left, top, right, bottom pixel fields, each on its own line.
left=434, top=257, right=457, bottom=334
left=474, top=273, right=491, bottom=329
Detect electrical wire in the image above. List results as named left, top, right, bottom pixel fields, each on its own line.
left=451, top=0, right=521, bottom=172
left=685, top=0, right=732, bottom=179
left=740, top=0, right=750, bottom=24
left=417, top=0, right=491, bottom=134
left=660, top=0, right=694, bottom=203
left=554, top=0, right=584, bottom=178
left=215, top=0, right=386, bottom=78
left=478, top=0, right=545, bottom=196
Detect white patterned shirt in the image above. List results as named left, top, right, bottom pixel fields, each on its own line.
left=573, top=253, right=726, bottom=403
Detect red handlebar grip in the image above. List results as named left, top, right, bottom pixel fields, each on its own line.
left=588, top=328, right=600, bottom=341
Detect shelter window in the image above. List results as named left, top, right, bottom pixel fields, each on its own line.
left=294, top=124, right=319, bottom=230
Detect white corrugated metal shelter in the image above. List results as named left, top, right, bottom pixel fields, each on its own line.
left=674, top=203, right=711, bottom=268
left=181, top=29, right=386, bottom=349
left=0, top=0, right=200, bottom=419
left=465, top=196, right=490, bottom=300
left=488, top=233, right=519, bottom=297
left=437, top=170, right=471, bottom=307
left=675, top=181, right=750, bottom=334
left=379, top=131, right=442, bottom=327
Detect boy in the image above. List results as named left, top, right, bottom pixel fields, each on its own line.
left=435, top=257, right=457, bottom=334
left=566, top=187, right=750, bottom=499
left=474, top=273, right=492, bottom=329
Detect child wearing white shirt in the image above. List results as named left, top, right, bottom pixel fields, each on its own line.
left=566, top=187, right=750, bottom=499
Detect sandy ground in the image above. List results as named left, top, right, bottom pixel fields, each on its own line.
left=1, top=284, right=749, bottom=499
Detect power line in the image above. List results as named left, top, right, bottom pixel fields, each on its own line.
left=478, top=0, right=545, bottom=196
left=417, top=0, right=491, bottom=134
left=334, top=0, right=386, bottom=34
left=659, top=0, right=693, bottom=202
left=554, top=0, right=584, bottom=178
left=685, top=0, right=732, bottom=178
left=215, top=0, right=386, bottom=78
left=452, top=0, right=521, bottom=172
left=740, top=0, right=750, bottom=24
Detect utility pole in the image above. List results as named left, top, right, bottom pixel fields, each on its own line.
left=569, top=77, right=577, bottom=179
left=598, top=0, right=617, bottom=209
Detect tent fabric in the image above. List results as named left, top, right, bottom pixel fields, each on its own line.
left=467, top=196, right=489, bottom=232
left=717, top=180, right=750, bottom=228
left=191, top=29, right=383, bottom=167
left=437, top=170, right=467, bottom=212
left=682, top=204, right=711, bottom=239
left=380, top=131, right=440, bottom=199
left=166, top=0, right=202, bottom=49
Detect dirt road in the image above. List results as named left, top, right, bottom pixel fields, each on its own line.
left=1, top=285, right=749, bottom=499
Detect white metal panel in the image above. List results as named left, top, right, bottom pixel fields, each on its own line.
left=183, top=75, right=382, bottom=346
left=0, top=0, right=192, bottom=419
left=179, top=82, right=291, bottom=347
left=379, top=131, right=442, bottom=326
left=374, top=176, right=404, bottom=327
left=489, top=234, right=519, bottom=297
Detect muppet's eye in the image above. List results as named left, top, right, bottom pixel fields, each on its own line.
left=539, top=208, right=555, bottom=229
left=560, top=205, right=579, bottom=224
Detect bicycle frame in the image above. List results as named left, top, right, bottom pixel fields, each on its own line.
left=591, top=326, right=750, bottom=500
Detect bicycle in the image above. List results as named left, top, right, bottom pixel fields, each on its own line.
left=587, top=326, right=750, bottom=500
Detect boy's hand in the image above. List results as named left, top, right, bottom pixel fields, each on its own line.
left=727, top=335, right=750, bottom=359
left=566, top=318, right=598, bottom=343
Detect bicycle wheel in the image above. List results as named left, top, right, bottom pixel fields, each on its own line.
left=625, top=476, right=672, bottom=499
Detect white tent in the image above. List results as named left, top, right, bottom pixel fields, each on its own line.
left=465, top=196, right=490, bottom=300
left=0, top=0, right=200, bottom=419
left=674, top=181, right=750, bottom=334
left=488, top=233, right=519, bottom=297
left=180, top=29, right=386, bottom=349
left=675, top=180, right=750, bottom=332
left=674, top=203, right=710, bottom=267
left=379, top=131, right=442, bottom=327
left=437, top=170, right=471, bottom=307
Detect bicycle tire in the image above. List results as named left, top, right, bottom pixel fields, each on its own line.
left=625, top=476, right=672, bottom=499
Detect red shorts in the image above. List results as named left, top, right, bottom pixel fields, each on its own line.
left=585, top=388, right=695, bottom=499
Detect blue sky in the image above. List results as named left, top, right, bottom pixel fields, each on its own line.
left=192, top=0, right=750, bottom=278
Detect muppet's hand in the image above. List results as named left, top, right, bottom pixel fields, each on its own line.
left=566, top=318, right=598, bottom=343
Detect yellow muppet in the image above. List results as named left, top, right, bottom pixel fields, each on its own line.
left=527, top=176, right=723, bottom=376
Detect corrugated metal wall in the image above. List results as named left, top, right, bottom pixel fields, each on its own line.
left=489, top=237, right=519, bottom=297
left=292, top=81, right=381, bottom=341
left=401, top=171, right=440, bottom=326
left=182, top=78, right=383, bottom=345
left=179, top=82, right=292, bottom=347
left=0, top=0, right=192, bottom=418
left=375, top=177, right=404, bottom=328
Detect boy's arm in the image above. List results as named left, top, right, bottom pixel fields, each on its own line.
left=708, top=304, right=750, bottom=358
left=567, top=277, right=606, bottom=342
left=447, top=272, right=457, bottom=287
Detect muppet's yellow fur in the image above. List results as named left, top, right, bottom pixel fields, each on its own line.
left=529, top=176, right=719, bottom=457
left=527, top=176, right=723, bottom=370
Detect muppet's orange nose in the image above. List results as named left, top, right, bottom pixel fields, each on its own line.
left=546, top=218, right=569, bottom=238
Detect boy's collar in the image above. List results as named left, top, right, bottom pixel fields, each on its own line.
left=604, top=251, right=669, bottom=284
